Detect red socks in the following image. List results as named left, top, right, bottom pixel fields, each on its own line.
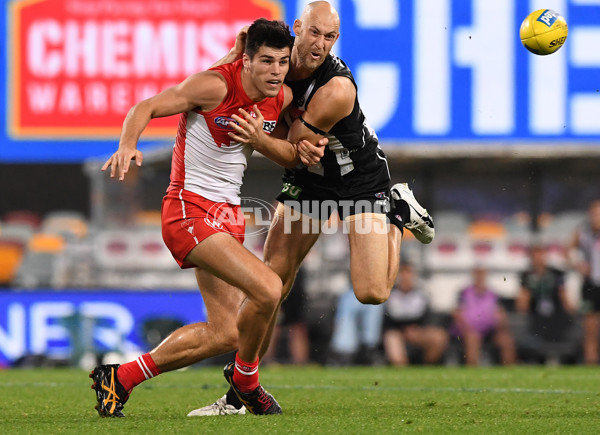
left=117, top=353, right=160, bottom=392
left=232, top=353, right=259, bottom=393
left=116, top=352, right=258, bottom=395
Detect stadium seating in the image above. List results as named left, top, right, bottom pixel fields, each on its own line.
left=41, top=210, right=88, bottom=240
left=0, top=223, right=35, bottom=245
left=426, top=234, right=475, bottom=271
left=94, top=230, right=138, bottom=270
left=135, top=228, right=178, bottom=270
left=0, top=239, right=24, bottom=285
left=134, top=210, right=162, bottom=228
left=0, top=207, right=583, bottom=301
left=13, top=233, right=66, bottom=288
left=434, top=210, right=470, bottom=236
left=468, top=219, right=507, bottom=240
left=2, top=210, right=41, bottom=229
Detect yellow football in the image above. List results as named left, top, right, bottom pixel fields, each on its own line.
left=520, top=9, right=568, bottom=55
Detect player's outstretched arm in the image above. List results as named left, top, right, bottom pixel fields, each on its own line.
left=102, top=72, right=227, bottom=180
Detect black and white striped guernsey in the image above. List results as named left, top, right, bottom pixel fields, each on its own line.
left=282, top=53, right=390, bottom=200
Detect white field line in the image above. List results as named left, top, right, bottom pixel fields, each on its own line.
left=0, top=381, right=596, bottom=396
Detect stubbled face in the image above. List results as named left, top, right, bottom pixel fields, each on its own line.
left=244, top=45, right=290, bottom=99
left=292, top=11, right=339, bottom=73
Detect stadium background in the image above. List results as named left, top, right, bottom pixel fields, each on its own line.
left=1, top=0, right=599, bottom=367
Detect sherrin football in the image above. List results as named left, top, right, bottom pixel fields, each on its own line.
left=520, top=9, right=568, bottom=55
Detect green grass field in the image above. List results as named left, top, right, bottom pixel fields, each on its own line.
left=1, top=365, right=599, bottom=434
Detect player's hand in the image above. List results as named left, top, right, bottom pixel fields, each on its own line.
left=230, top=26, right=249, bottom=60
left=101, top=147, right=143, bottom=181
left=228, top=105, right=265, bottom=147
left=298, top=137, right=327, bottom=166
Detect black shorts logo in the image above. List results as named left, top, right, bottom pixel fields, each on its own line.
left=281, top=183, right=302, bottom=199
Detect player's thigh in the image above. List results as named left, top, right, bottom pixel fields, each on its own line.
left=263, top=202, right=320, bottom=294
left=186, top=232, right=281, bottom=306
left=347, top=213, right=390, bottom=298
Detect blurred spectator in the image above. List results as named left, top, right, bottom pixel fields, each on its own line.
left=328, top=284, right=385, bottom=366
left=382, top=262, right=448, bottom=366
left=263, top=267, right=310, bottom=365
left=517, top=244, right=577, bottom=364
left=452, top=266, right=516, bottom=365
left=567, top=199, right=600, bottom=365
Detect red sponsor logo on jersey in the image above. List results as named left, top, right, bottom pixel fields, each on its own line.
left=9, top=0, right=282, bottom=138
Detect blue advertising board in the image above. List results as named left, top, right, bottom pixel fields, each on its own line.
left=0, top=290, right=206, bottom=366
left=1, top=0, right=599, bottom=162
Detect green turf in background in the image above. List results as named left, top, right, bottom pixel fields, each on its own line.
left=1, top=366, right=599, bottom=434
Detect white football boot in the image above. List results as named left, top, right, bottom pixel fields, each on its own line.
left=391, top=183, right=435, bottom=244
left=187, top=395, right=246, bottom=416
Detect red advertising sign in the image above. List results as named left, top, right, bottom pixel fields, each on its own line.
left=9, top=0, right=282, bottom=138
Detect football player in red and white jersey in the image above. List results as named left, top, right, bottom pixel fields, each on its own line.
left=90, top=18, right=325, bottom=418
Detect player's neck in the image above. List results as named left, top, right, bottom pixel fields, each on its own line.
left=288, top=51, right=315, bottom=81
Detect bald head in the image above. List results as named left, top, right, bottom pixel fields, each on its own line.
left=301, top=1, right=340, bottom=29
left=291, top=0, right=340, bottom=76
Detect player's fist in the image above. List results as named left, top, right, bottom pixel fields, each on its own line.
left=298, top=137, right=327, bottom=166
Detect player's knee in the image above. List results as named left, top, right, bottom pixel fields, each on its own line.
left=354, top=285, right=390, bottom=305
left=280, top=280, right=295, bottom=302
left=265, top=259, right=294, bottom=299
left=254, top=273, right=282, bottom=313
left=358, top=295, right=387, bottom=305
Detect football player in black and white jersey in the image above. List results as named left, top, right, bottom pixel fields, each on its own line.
left=189, top=1, right=435, bottom=416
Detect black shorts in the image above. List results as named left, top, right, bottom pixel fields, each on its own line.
left=275, top=150, right=391, bottom=220
left=581, top=279, right=600, bottom=314
left=276, top=187, right=390, bottom=220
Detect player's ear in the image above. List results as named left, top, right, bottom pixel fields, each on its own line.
left=293, top=19, right=302, bottom=35
left=242, top=52, right=250, bottom=70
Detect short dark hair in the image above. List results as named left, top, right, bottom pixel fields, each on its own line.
left=245, top=18, right=294, bottom=59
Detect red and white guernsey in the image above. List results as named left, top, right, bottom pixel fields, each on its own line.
left=168, top=60, right=285, bottom=205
